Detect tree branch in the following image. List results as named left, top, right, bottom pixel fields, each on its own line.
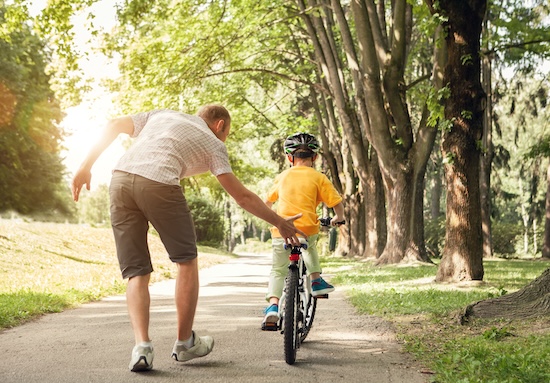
left=482, top=39, right=550, bottom=57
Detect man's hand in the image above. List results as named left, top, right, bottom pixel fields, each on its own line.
left=277, top=213, right=307, bottom=245
left=71, top=168, right=92, bottom=202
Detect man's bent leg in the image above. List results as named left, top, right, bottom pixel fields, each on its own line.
left=171, top=258, right=215, bottom=362
left=175, top=258, right=199, bottom=341
left=126, top=273, right=151, bottom=344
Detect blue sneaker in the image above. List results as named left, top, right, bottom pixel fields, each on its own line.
left=263, top=304, right=279, bottom=324
left=312, top=277, right=335, bottom=296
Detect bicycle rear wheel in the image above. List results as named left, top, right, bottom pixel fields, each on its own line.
left=299, top=274, right=317, bottom=342
left=283, top=266, right=300, bottom=365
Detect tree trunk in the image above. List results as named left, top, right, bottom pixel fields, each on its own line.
left=430, top=158, right=443, bottom=219
left=461, top=268, right=550, bottom=321
left=543, top=163, right=550, bottom=258
left=368, top=152, right=387, bottom=258
left=377, top=169, right=414, bottom=264
left=432, top=0, right=487, bottom=282
left=480, top=26, right=494, bottom=258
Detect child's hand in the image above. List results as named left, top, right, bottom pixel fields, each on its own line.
left=330, top=215, right=344, bottom=226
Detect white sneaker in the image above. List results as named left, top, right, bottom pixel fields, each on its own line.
left=171, top=331, right=214, bottom=362
left=129, top=344, right=154, bottom=372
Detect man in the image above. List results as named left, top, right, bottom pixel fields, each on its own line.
left=71, top=105, right=305, bottom=372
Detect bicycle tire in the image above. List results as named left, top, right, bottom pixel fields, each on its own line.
left=299, top=277, right=317, bottom=342
left=283, top=266, right=300, bottom=365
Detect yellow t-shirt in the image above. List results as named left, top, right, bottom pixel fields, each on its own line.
left=266, top=166, right=343, bottom=237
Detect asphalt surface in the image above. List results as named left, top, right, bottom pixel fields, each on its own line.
left=0, top=252, right=428, bottom=383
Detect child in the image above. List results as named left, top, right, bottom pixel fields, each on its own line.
left=262, top=132, right=345, bottom=327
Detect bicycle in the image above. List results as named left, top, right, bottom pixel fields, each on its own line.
left=262, top=217, right=345, bottom=365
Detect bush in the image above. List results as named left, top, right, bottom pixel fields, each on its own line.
left=186, top=194, right=224, bottom=246
left=424, top=216, right=445, bottom=258
left=492, top=222, right=523, bottom=255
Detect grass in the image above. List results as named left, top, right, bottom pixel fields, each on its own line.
left=0, top=218, right=233, bottom=329
left=323, top=256, right=550, bottom=383
left=3, top=219, right=549, bottom=381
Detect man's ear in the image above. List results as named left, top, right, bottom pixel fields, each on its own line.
left=287, top=155, right=294, bottom=163
left=215, top=119, right=225, bottom=132
left=312, top=154, right=318, bottom=161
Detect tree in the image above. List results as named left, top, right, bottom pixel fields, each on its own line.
left=425, top=0, right=487, bottom=282
left=0, top=2, right=71, bottom=217
left=290, top=1, right=454, bottom=263
left=480, top=0, right=550, bottom=258
left=461, top=267, right=550, bottom=320
left=525, top=127, right=550, bottom=259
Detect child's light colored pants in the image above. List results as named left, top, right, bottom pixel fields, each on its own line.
left=266, top=234, right=321, bottom=301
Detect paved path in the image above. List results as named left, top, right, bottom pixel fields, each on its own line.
left=0, top=253, right=427, bottom=383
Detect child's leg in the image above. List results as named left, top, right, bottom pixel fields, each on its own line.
left=302, top=234, right=321, bottom=279
left=266, top=237, right=289, bottom=303
left=302, top=234, right=335, bottom=296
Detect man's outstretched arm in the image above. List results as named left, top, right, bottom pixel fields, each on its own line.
left=71, top=116, right=134, bottom=201
left=217, top=173, right=305, bottom=244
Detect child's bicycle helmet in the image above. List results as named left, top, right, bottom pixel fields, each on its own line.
left=284, top=133, right=320, bottom=158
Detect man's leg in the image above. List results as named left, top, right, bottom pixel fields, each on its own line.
left=126, top=273, right=152, bottom=343
left=175, top=258, right=199, bottom=341
left=171, top=257, right=214, bottom=362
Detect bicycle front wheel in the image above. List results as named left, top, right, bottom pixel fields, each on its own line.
left=283, top=266, right=300, bottom=365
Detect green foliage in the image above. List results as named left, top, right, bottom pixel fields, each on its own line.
left=487, top=0, right=550, bottom=72
left=76, top=184, right=110, bottom=226
left=491, top=74, right=549, bottom=245
left=426, top=86, right=450, bottom=128
left=103, top=0, right=319, bottom=170
left=186, top=192, right=224, bottom=246
left=525, top=134, right=550, bottom=158
left=424, top=216, right=445, bottom=257
left=491, top=222, right=523, bottom=255
left=422, top=218, right=540, bottom=259
left=0, top=3, right=73, bottom=217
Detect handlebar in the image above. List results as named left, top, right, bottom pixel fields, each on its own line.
left=319, top=217, right=346, bottom=227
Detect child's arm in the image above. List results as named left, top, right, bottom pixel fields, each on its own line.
left=331, top=202, right=345, bottom=225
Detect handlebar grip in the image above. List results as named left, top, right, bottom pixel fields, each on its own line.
left=284, top=243, right=308, bottom=250
left=319, top=217, right=346, bottom=226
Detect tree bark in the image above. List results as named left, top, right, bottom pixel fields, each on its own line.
left=430, top=0, right=487, bottom=282
left=461, top=268, right=550, bottom=321
left=543, top=163, right=550, bottom=258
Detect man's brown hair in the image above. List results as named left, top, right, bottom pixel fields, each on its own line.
left=197, top=104, right=231, bottom=130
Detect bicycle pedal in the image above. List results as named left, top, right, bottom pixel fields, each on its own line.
left=314, top=294, right=329, bottom=299
left=261, top=322, right=279, bottom=331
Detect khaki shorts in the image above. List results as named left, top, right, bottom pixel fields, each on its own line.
left=109, top=171, right=197, bottom=279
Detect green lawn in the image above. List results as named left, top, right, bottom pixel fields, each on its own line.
left=324, top=256, right=550, bottom=383
left=0, top=219, right=232, bottom=328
